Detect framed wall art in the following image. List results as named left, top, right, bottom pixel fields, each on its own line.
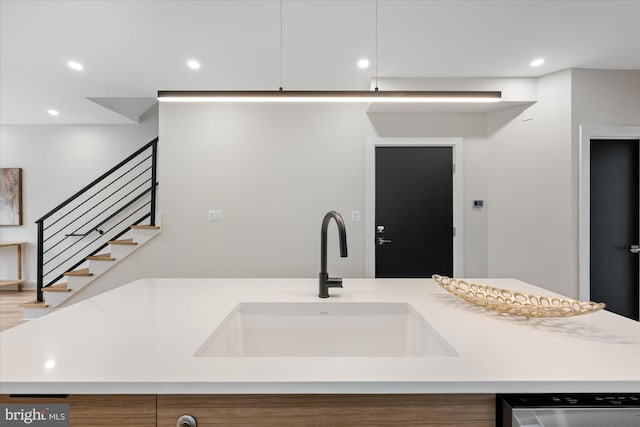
left=0, top=168, right=23, bottom=226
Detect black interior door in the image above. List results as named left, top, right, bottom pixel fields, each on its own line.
left=375, top=146, right=453, bottom=278
left=590, top=139, right=639, bottom=321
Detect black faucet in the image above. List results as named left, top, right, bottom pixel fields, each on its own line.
left=319, top=210, right=348, bottom=298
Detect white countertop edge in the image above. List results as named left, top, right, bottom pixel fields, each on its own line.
left=2, top=381, right=639, bottom=395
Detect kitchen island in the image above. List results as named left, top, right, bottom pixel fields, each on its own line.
left=1, top=277, right=638, bottom=425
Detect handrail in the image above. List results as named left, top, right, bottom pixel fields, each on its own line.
left=35, top=137, right=158, bottom=303
left=44, top=155, right=152, bottom=232
left=36, top=137, right=158, bottom=224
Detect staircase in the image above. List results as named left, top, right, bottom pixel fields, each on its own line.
left=22, top=225, right=160, bottom=319
left=23, top=137, right=159, bottom=319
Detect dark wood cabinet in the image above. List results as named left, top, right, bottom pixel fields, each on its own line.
left=158, top=394, right=495, bottom=426
left=2, top=393, right=495, bottom=426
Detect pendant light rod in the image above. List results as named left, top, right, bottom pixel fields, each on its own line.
left=279, top=0, right=283, bottom=91
left=375, top=0, right=378, bottom=91
left=157, top=90, right=502, bottom=103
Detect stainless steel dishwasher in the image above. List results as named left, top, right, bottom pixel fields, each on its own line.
left=498, top=393, right=640, bottom=427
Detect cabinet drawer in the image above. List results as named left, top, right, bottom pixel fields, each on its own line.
left=157, top=394, right=495, bottom=426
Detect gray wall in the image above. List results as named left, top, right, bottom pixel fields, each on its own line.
left=144, top=103, right=489, bottom=279
left=156, top=103, right=371, bottom=278
left=486, top=69, right=640, bottom=298
left=487, top=70, right=573, bottom=295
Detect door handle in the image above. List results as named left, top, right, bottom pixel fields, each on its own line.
left=377, top=238, right=392, bottom=246
left=631, top=245, right=640, bottom=254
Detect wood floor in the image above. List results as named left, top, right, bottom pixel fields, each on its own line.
left=0, top=290, right=34, bottom=331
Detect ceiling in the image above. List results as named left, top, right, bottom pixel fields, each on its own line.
left=1, top=0, right=639, bottom=124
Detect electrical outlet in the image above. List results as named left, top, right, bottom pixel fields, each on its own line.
left=351, top=210, right=360, bottom=221
left=208, top=210, right=224, bottom=222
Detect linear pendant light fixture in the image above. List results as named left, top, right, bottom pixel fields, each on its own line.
left=158, top=1, right=501, bottom=104
left=157, top=90, right=501, bottom=103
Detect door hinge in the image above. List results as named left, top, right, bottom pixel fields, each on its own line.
left=452, top=163, right=456, bottom=174
left=453, top=226, right=456, bottom=237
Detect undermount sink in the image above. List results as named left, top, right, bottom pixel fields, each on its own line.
left=195, top=302, right=458, bottom=357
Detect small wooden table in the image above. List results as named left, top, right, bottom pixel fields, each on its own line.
left=0, top=242, right=26, bottom=291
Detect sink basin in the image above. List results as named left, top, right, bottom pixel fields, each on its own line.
left=195, top=302, right=458, bottom=357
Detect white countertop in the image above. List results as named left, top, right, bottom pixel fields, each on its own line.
left=1, top=278, right=639, bottom=394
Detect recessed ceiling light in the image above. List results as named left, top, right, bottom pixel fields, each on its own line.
left=357, top=59, right=370, bottom=69
left=187, top=59, right=201, bottom=70
left=530, top=58, right=545, bottom=67
left=67, top=60, right=84, bottom=71
left=47, top=109, right=59, bottom=116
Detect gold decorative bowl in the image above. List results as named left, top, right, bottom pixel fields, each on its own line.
left=432, top=275, right=605, bottom=318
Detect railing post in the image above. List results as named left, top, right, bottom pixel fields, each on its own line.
left=150, top=139, right=158, bottom=226
left=36, top=220, right=44, bottom=303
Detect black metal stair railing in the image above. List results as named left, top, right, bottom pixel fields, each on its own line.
left=35, top=137, right=158, bottom=303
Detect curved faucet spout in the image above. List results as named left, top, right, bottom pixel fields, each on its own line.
left=320, top=210, right=348, bottom=273
left=319, top=210, right=348, bottom=298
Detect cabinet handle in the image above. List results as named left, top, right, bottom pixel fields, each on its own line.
left=631, top=245, right=640, bottom=254
left=177, top=414, right=197, bottom=427
left=377, top=238, right=392, bottom=246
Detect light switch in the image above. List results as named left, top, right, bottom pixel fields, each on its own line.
left=208, top=210, right=224, bottom=222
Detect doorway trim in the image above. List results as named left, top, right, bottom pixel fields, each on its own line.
left=365, top=137, right=464, bottom=278
left=578, top=125, right=640, bottom=301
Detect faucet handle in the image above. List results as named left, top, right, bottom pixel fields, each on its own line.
left=318, top=273, right=342, bottom=298
left=327, top=277, right=343, bottom=288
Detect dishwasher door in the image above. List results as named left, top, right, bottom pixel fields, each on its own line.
left=499, top=394, right=640, bottom=427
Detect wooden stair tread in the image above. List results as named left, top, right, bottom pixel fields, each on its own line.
left=64, top=268, right=93, bottom=277
left=86, top=253, right=115, bottom=261
left=130, top=225, right=160, bottom=230
left=108, top=238, right=137, bottom=245
left=43, top=283, right=71, bottom=292
left=21, top=300, right=49, bottom=308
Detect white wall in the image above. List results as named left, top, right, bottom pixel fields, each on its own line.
left=571, top=69, right=640, bottom=127
left=99, top=103, right=489, bottom=284
left=486, top=68, right=640, bottom=298
left=487, top=70, right=574, bottom=296
left=461, top=137, right=489, bottom=277
left=154, top=103, right=372, bottom=278
left=0, top=107, right=158, bottom=288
